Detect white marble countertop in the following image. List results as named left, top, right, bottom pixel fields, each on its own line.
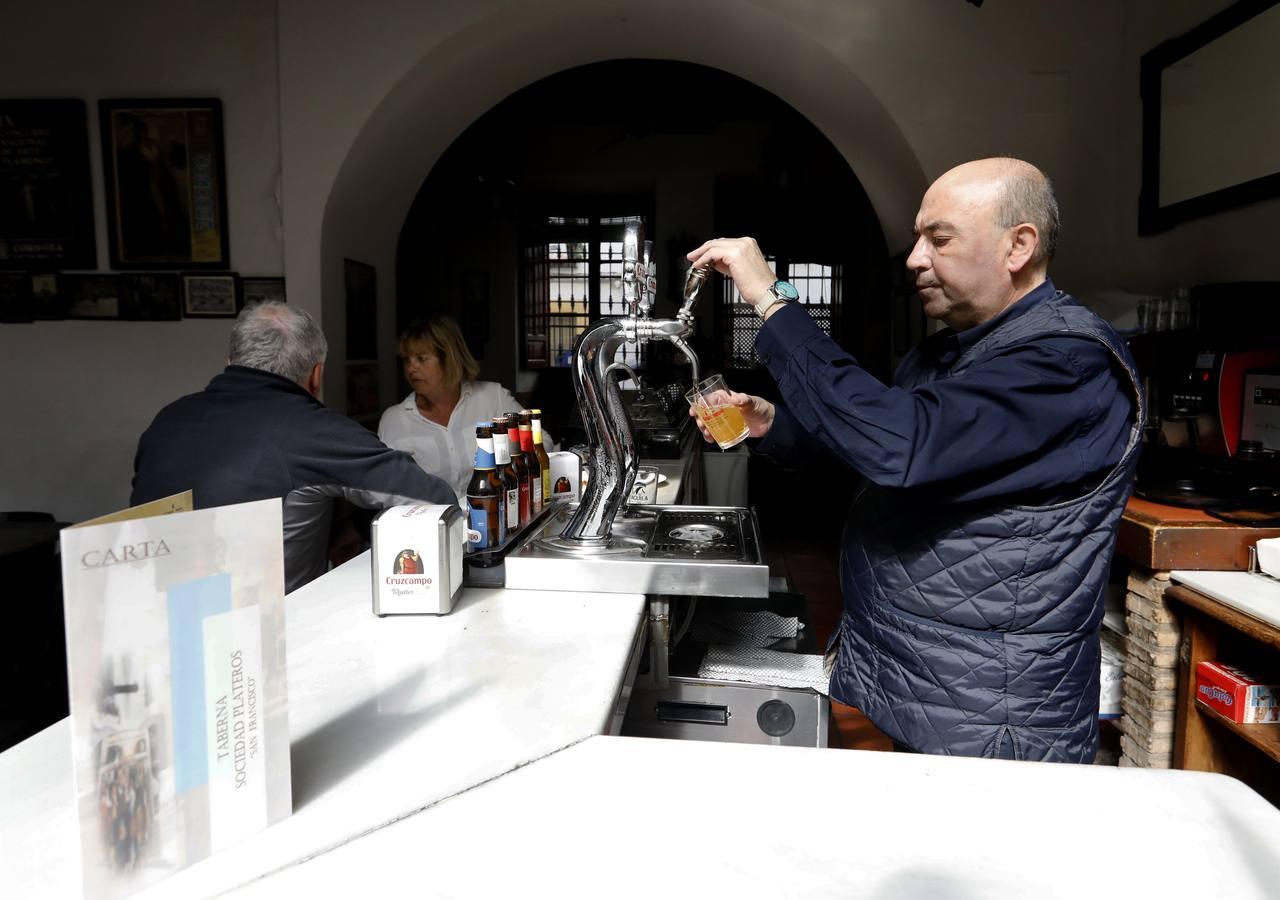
left=0, top=553, right=645, bottom=898
left=229, top=734, right=1280, bottom=899
left=1171, top=570, right=1280, bottom=630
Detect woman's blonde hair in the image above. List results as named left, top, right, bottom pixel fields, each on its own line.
left=398, top=314, right=480, bottom=388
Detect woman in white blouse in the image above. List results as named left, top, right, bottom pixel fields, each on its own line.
left=378, top=315, right=550, bottom=501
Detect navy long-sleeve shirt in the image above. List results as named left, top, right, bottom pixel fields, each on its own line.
left=754, top=279, right=1134, bottom=504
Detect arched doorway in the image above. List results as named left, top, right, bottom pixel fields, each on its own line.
left=396, top=59, right=897, bottom=418
left=314, top=1, right=926, bottom=411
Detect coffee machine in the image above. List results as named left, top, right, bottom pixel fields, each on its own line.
left=1132, top=283, right=1280, bottom=517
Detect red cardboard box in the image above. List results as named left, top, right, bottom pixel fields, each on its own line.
left=1195, top=661, right=1280, bottom=724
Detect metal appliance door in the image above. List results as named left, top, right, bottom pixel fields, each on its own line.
left=622, top=676, right=828, bottom=748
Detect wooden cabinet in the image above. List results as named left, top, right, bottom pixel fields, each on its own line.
left=1118, top=497, right=1280, bottom=571
left=1166, top=584, right=1280, bottom=806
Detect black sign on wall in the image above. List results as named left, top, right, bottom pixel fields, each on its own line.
left=0, top=99, right=97, bottom=269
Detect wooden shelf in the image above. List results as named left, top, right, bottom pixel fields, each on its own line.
left=1195, top=699, right=1280, bottom=764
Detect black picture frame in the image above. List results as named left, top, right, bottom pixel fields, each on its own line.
left=240, top=276, right=286, bottom=306
left=30, top=272, right=65, bottom=320
left=0, top=271, right=33, bottom=323
left=1139, top=0, right=1280, bottom=234
left=344, top=258, right=377, bottom=360
left=64, top=274, right=121, bottom=320
left=99, top=98, right=230, bottom=269
left=120, top=273, right=182, bottom=321
left=181, top=273, right=240, bottom=318
left=0, top=100, right=97, bottom=269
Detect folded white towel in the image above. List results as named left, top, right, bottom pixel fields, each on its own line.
left=697, top=645, right=829, bottom=695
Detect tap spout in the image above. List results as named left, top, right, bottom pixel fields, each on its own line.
left=665, top=333, right=700, bottom=390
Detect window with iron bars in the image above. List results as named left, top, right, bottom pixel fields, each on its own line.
left=521, top=214, right=647, bottom=370
left=722, top=260, right=842, bottom=369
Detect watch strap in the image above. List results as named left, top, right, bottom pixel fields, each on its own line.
left=757, top=298, right=788, bottom=320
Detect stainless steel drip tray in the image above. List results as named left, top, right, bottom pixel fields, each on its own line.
left=503, top=504, right=768, bottom=598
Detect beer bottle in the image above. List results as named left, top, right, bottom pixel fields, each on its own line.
left=491, top=414, right=520, bottom=535
left=465, top=422, right=504, bottom=552
left=531, top=408, right=552, bottom=506
left=504, top=414, right=531, bottom=525
left=518, top=410, right=543, bottom=516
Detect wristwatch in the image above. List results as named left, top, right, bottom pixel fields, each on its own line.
left=757, top=280, right=799, bottom=318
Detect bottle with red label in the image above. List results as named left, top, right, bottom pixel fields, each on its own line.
left=504, top=415, right=531, bottom=525
left=518, top=410, right=543, bottom=516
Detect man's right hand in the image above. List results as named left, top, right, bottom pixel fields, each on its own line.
left=689, top=390, right=775, bottom=443
left=686, top=237, right=777, bottom=312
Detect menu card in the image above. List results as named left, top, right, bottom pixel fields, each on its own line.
left=60, top=497, right=292, bottom=899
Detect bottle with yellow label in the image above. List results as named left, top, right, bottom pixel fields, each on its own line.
left=531, top=408, right=552, bottom=506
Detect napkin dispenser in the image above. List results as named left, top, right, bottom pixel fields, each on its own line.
left=371, top=504, right=466, bottom=615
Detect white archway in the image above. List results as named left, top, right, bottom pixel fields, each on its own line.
left=316, top=0, right=926, bottom=404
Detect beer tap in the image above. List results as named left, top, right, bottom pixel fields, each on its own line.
left=559, top=222, right=709, bottom=546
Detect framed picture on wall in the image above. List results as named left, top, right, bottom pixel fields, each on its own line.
left=64, top=274, right=121, bottom=320
left=0, top=100, right=97, bottom=269
left=181, top=273, right=239, bottom=318
left=30, top=272, right=66, bottom=320
left=241, top=276, right=286, bottom=306
left=99, top=98, right=230, bottom=270
left=344, top=258, right=377, bottom=359
left=0, top=271, right=33, bottom=323
left=121, top=273, right=182, bottom=321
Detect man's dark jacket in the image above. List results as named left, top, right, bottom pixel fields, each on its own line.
left=131, top=365, right=455, bottom=592
left=758, top=291, right=1144, bottom=762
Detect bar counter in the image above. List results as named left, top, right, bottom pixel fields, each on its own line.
left=233, top=735, right=1280, bottom=899
left=0, top=552, right=647, bottom=898
left=5, top=549, right=1280, bottom=898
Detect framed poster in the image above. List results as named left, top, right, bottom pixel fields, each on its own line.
left=30, top=272, right=65, bottom=319
left=64, top=274, right=121, bottom=320
left=121, top=273, right=182, bottom=321
left=0, top=271, right=33, bottom=323
left=241, top=276, right=285, bottom=306
left=99, top=98, right=229, bottom=269
left=344, top=258, right=377, bottom=360
left=0, top=99, right=97, bottom=269
left=182, top=273, right=239, bottom=318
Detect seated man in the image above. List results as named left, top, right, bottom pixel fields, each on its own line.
left=131, top=301, right=455, bottom=592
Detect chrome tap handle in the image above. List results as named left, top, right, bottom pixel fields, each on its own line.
left=640, top=240, right=656, bottom=316
left=622, top=223, right=644, bottom=316
left=680, top=264, right=711, bottom=323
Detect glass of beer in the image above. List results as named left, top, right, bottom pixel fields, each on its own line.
left=685, top=374, right=750, bottom=449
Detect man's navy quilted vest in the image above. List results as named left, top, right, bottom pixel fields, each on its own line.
left=829, top=292, right=1144, bottom=762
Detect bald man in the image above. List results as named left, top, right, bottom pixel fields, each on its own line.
left=688, top=159, right=1143, bottom=763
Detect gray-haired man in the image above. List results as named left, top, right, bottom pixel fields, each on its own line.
left=131, top=301, right=455, bottom=592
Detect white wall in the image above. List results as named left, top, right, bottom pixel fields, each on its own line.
left=3, top=0, right=1276, bottom=521
left=276, top=0, right=1145, bottom=408
left=0, top=2, right=283, bottom=521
